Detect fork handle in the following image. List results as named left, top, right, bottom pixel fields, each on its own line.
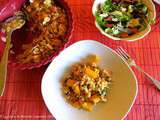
left=134, top=65, right=160, bottom=90
left=0, top=32, right=11, bottom=96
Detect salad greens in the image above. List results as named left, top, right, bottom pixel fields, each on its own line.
left=95, top=0, right=151, bottom=38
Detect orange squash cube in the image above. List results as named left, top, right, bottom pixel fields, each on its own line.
left=85, top=67, right=98, bottom=79
left=66, top=79, right=76, bottom=87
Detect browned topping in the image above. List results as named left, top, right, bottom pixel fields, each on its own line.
left=16, top=0, right=68, bottom=63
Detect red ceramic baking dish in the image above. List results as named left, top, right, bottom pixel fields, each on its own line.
left=0, top=0, right=73, bottom=70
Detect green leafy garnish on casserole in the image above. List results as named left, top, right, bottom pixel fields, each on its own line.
left=95, top=0, right=154, bottom=38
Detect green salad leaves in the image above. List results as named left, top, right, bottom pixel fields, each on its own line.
left=95, top=0, right=151, bottom=38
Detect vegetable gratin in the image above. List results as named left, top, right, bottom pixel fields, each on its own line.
left=16, top=0, right=68, bottom=63
left=62, top=55, right=112, bottom=111
left=95, top=0, right=152, bottom=38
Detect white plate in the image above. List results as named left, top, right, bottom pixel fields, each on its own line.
left=154, top=0, right=160, bottom=4
left=41, top=40, right=138, bottom=120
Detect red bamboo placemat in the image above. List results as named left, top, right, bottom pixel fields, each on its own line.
left=0, top=0, right=160, bottom=120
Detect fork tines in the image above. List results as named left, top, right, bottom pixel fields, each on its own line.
left=116, top=47, right=130, bottom=60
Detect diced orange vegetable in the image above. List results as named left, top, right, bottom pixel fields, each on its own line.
left=66, top=80, right=76, bottom=87
left=73, top=85, right=80, bottom=95
left=41, top=12, right=49, bottom=18
left=33, top=55, right=41, bottom=63
left=128, top=19, right=140, bottom=28
left=85, top=67, right=98, bottom=79
left=82, top=102, right=93, bottom=111
left=72, top=101, right=81, bottom=109
left=32, top=0, right=40, bottom=8
left=90, top=95, right=101, bottom=104
left=88, top=55, right=100, bottom=63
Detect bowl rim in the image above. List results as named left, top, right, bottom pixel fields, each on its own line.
left=92, top=0, right=156, bottom=42
left=41, top=39, right=138, bottom=120
left=8, top=0, right=73, bottom=70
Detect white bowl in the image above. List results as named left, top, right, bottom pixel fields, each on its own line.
left=92, top=0, right=156, bottom=41
left=41, top=40, right=138, bottom=120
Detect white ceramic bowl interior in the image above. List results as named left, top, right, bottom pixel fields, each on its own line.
left=41, top=40, right=138, bottom=120
left=92, top=0, right=156, bottom=41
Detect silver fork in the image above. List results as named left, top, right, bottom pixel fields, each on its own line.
left=116, top=47, right=160, bottom=90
